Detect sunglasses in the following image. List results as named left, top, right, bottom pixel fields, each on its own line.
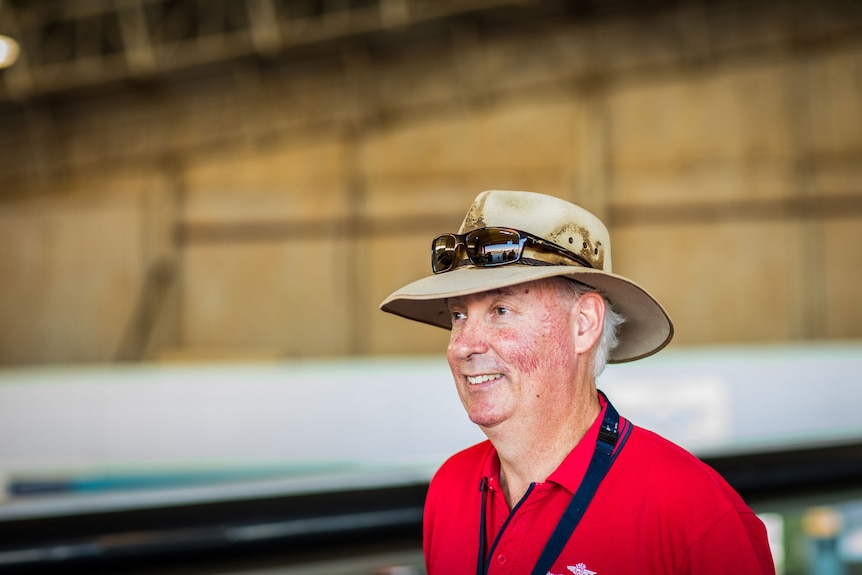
left=431, top=227, right=594, bottom=274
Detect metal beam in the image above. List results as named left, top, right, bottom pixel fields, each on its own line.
left=0, top=0, right=532, bottom=102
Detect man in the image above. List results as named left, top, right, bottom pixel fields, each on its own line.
left=380, top=190, right=775, bottom=575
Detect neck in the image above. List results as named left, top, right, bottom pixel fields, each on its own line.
left=489, top=388, right=601, bottom=507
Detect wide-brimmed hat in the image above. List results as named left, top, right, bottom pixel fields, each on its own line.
left=379, top=190, right=673, bottom=363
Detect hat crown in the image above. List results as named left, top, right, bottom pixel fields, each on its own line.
left=457, top=190, right=612, bottom=272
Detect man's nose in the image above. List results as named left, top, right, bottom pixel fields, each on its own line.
left=449, top=314, right=489, bottom=359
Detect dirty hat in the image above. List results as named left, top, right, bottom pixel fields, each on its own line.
left=379, top=190, right=673, bottom=363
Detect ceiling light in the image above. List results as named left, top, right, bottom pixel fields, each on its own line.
left=0, top=35, right=21, bottom=69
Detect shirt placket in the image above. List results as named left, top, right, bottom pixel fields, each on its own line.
left=487, top=483, right=554, bottom=575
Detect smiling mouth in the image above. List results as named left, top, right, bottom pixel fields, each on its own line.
left=466, top=374, right=503, bottom=385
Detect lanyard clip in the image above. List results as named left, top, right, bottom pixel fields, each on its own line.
left=596, top=419, right=620, bottom=455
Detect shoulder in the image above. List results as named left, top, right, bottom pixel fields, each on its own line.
left=425, top=441, right=492, bottom=529
left=624, top=427, right=727, bottom=477
left=424, top=442, right=493, bottom=573
left=431, top=440, right=493, bottom=487
left=608, top=426, right=773, bottom=570
left=622, top=427, right=733, bottom=486
left=614, top=424, right=753, bottom=516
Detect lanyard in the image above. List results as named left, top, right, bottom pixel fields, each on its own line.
left=476, top=393, right=631, bottom=575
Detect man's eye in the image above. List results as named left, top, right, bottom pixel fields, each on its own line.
left=494, top=307, right=510, bottom=316
left=450, top=310, right=466, bottom=322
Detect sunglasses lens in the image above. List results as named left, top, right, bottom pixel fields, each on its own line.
left=466, top=228, right=523, bottom=266
left=432, top=234, right=458, bottom=273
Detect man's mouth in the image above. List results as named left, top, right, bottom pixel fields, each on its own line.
left=466, top=374, right=502, bottom=385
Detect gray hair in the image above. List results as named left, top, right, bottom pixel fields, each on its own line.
left=556, top=277, right=625, bottom=379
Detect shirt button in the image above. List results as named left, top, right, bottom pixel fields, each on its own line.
left=496, top=554, right=507, bottom=564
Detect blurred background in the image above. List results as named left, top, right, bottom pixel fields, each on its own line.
left=0, top=0, right=861, bottom=573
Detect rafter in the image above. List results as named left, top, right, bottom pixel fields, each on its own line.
left=0, top=0, right=531, bottom=101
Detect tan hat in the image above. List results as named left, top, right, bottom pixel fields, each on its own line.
left=379, top=190, right=673, bottom=363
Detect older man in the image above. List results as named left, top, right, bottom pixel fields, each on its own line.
left=380, top=190, right=774, bottom=575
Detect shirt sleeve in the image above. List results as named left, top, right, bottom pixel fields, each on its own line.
left=681, top=508, right=776, bottom=575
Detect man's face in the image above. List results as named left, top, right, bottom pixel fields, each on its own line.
left=446, top=278, right=582, bottom=432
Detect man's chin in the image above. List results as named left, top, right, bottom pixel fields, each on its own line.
left=469, top=413, right=506, bottom=431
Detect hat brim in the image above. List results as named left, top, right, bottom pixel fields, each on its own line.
left=379, top=265, right=673, bottom=363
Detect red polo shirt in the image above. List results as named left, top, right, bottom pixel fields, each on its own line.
left=423, top=394, right=775, bottom=575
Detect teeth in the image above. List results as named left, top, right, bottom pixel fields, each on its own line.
left=467, top=374, right=501, bottom=385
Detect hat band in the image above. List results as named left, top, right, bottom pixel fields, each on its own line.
left=431, top=227, right=594, bottom=274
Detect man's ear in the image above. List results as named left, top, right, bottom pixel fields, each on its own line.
left=574, top=291, right=605, bottom=356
